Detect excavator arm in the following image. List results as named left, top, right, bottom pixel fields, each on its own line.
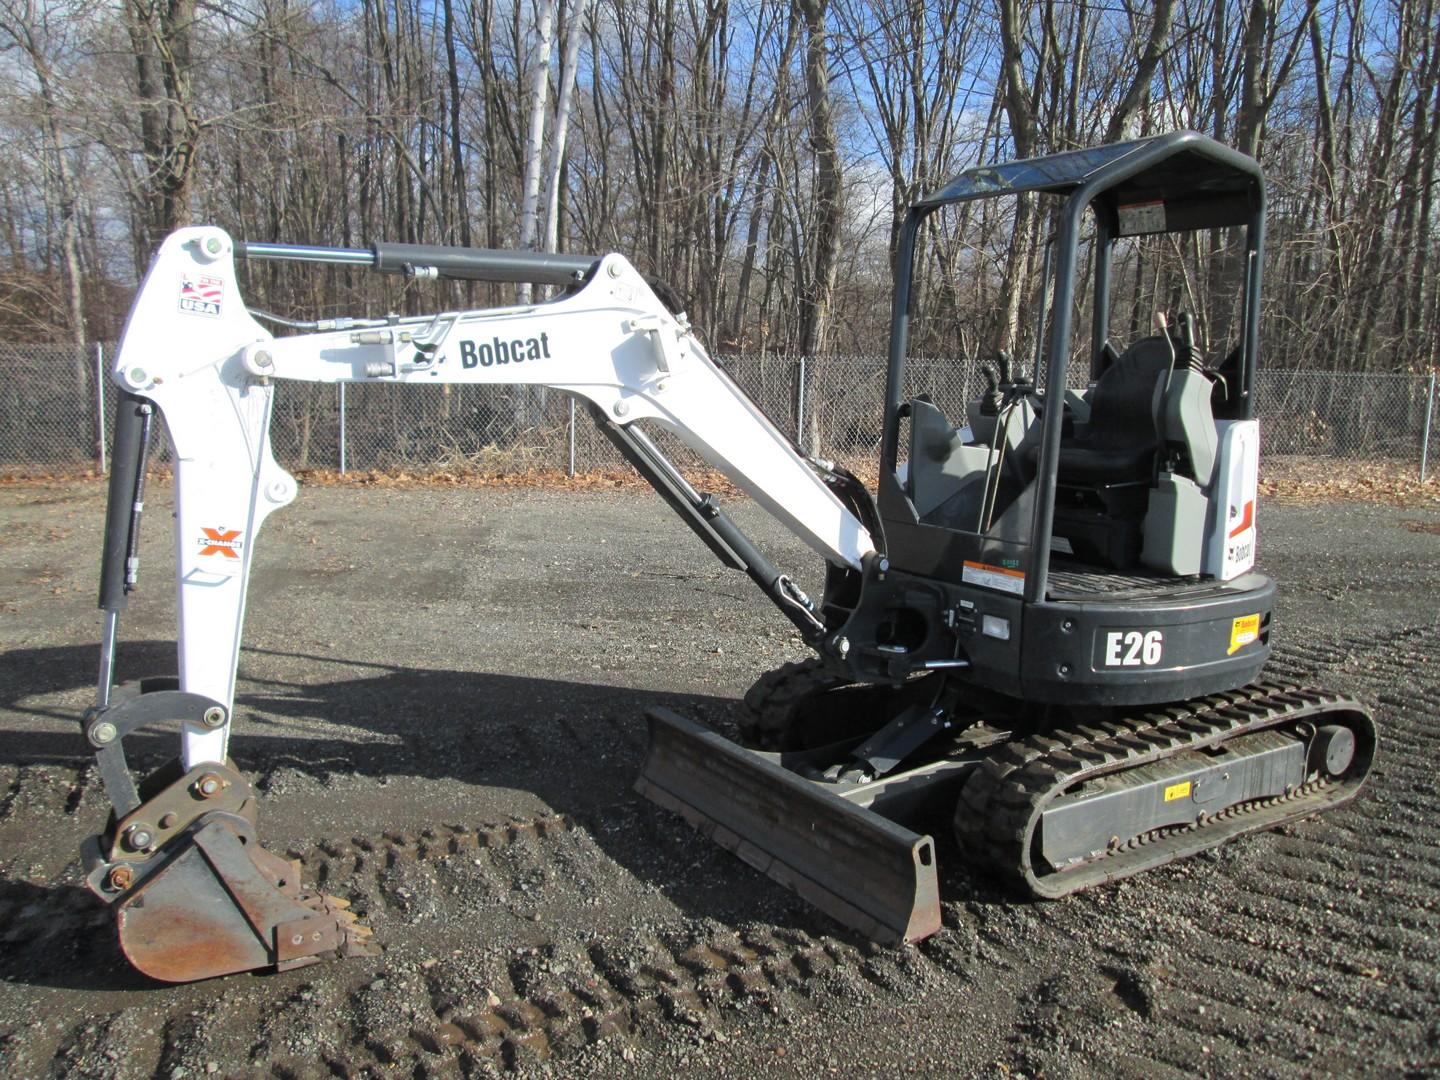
left=85, top=226, right=874, bottom=980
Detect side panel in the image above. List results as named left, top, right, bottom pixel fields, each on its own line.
left=1205, top=419, right=1259, bottom=579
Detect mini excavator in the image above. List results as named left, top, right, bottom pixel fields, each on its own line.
left=84, top=132, right=1374, bottom=981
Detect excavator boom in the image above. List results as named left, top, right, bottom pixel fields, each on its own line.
left=86, top=227, right=880, bottom=980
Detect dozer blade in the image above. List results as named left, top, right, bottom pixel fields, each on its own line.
left=636, top=707, right=941, bottom=944
left=83, top=762, right=376, bottom=983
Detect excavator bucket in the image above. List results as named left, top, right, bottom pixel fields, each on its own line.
left=83, top=761, right=375, bottom=983
left=636, top=708, right=941, bottom=943
left=112, top=821, right=373, bottom=983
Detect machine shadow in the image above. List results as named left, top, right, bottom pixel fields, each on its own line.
left=0, top=880, right=161, bottom=991
left=0, top=640, right=856, bottom=966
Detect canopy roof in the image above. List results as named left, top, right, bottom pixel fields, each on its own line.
left=914, top=131, right=1263, bottom=233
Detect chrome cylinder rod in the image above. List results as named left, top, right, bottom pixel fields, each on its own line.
left=235, top=241, right=375, bottom=267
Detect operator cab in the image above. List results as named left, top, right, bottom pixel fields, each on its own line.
left=828, top=132, right=1273, bottom=708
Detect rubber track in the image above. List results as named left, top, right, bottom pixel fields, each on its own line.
left=953, top=681, right=1375, bottom=898
left=738, top=658, right=850, bottom=749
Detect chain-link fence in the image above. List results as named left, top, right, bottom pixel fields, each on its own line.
left=3, top=344, right=1437, bottom=483
left=0, top=343, right=111, bottom=470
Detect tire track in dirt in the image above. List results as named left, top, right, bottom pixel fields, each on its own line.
left=1163, top=927, right=1430, bottom=1033
left=1200, top=886, right=1436, bottom=996
left=1, top=749, right=988, bottom=1073
left=1221, top=871, right=1438, bottom=954
left=1266, top=832, right=1440, bottom=896
left=1087, top=930, right=1415, bottom=1079
left=253, top=813, right=960, bottom=1072
left=326, top=918, right=940, bottom=1072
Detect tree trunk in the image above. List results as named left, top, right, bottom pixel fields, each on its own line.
left=796, top=0, right=842, bottom=360
left=996, top=0, right=1037, bottom=355
left=518, top=0, right=558, bottom=299
left=544, top=0, right=594, bottom=256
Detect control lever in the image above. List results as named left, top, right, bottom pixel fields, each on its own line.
left=978, top=361, right=1002, bottom=417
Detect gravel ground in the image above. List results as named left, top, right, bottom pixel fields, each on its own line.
left=0, top=479, right=1437, bottom=1079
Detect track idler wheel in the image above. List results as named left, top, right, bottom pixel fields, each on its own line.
left=82, top=761, right=375, bottom=982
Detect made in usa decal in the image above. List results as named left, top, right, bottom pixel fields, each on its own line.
left=178, top=273, right=223, bottom=317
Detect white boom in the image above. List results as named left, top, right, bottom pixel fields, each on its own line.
left=110, top=226, right=875, bottom=770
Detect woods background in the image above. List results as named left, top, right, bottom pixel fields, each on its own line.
left=0, top=0, right=1436, bottom=383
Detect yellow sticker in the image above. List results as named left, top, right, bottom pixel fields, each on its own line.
left=1164, top=781, right=1192, bottom=802
left=1228, top=613, right=1261, bottom=655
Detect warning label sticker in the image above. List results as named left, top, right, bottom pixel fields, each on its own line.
left=1228, top=613, right=1261, bottom=655
left=961, top=559, right=1025, bottom=597
left=1163, top=780, right=1193, bottom=803
left=1117, top=200, right=1167, bottom=236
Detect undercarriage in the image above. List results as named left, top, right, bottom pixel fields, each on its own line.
left=639, top=662, right=1375, bottom=941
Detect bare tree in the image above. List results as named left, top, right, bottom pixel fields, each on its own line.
left=0, top=0, right=89, bottom=350
left=795, top=0, right=841, bottom=358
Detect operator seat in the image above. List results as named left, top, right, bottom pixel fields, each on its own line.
left=1056, top=336, right=1173, bottom=485
left=1043, top=335, right=1175, bottom=570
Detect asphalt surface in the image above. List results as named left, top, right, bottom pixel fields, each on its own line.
left=0, top=479, right=1437, bottom=1079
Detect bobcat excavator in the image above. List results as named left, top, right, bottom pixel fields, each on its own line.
left=84, top=131, right=1375, bottom=982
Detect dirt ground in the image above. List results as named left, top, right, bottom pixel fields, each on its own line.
left=1, top=479, right=1437, bottom=1079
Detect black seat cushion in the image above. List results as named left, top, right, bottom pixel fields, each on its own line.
left=1056, top=337, right=1172, bottom=485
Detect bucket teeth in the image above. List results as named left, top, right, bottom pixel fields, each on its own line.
left=299, top=889, right=379, bottom=955
left=321, top=896, right=379, bottom=954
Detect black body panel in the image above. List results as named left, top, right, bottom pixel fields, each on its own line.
left=830, top=558, right=1273, bottom=709
left=1016, top=572, right=1273, bottom=705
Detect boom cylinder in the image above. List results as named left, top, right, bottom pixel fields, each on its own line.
left=236, top=239, right=599, bottom=287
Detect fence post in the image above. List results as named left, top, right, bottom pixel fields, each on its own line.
left=795, top=355, right=807, bottom=446
left=567, top=396, right=576, bottom=477
left=1422, top=372, right=1436, bottom=483
left=338, top=381, right=347, bottom=475
left=93, top=342, right=105, bottom=469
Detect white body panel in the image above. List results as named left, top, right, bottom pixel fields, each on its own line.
left=1204, top=419, right=1260, bottom=580
left=113, top=228, right=875, bottom=767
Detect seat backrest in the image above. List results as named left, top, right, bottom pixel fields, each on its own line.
left=1086, top=335, right=1172, bottom=447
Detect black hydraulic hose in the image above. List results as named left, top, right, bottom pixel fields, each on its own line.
left=824, top=464, right=886, bottom=557
left=643, top=275, right=688, bottom=317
